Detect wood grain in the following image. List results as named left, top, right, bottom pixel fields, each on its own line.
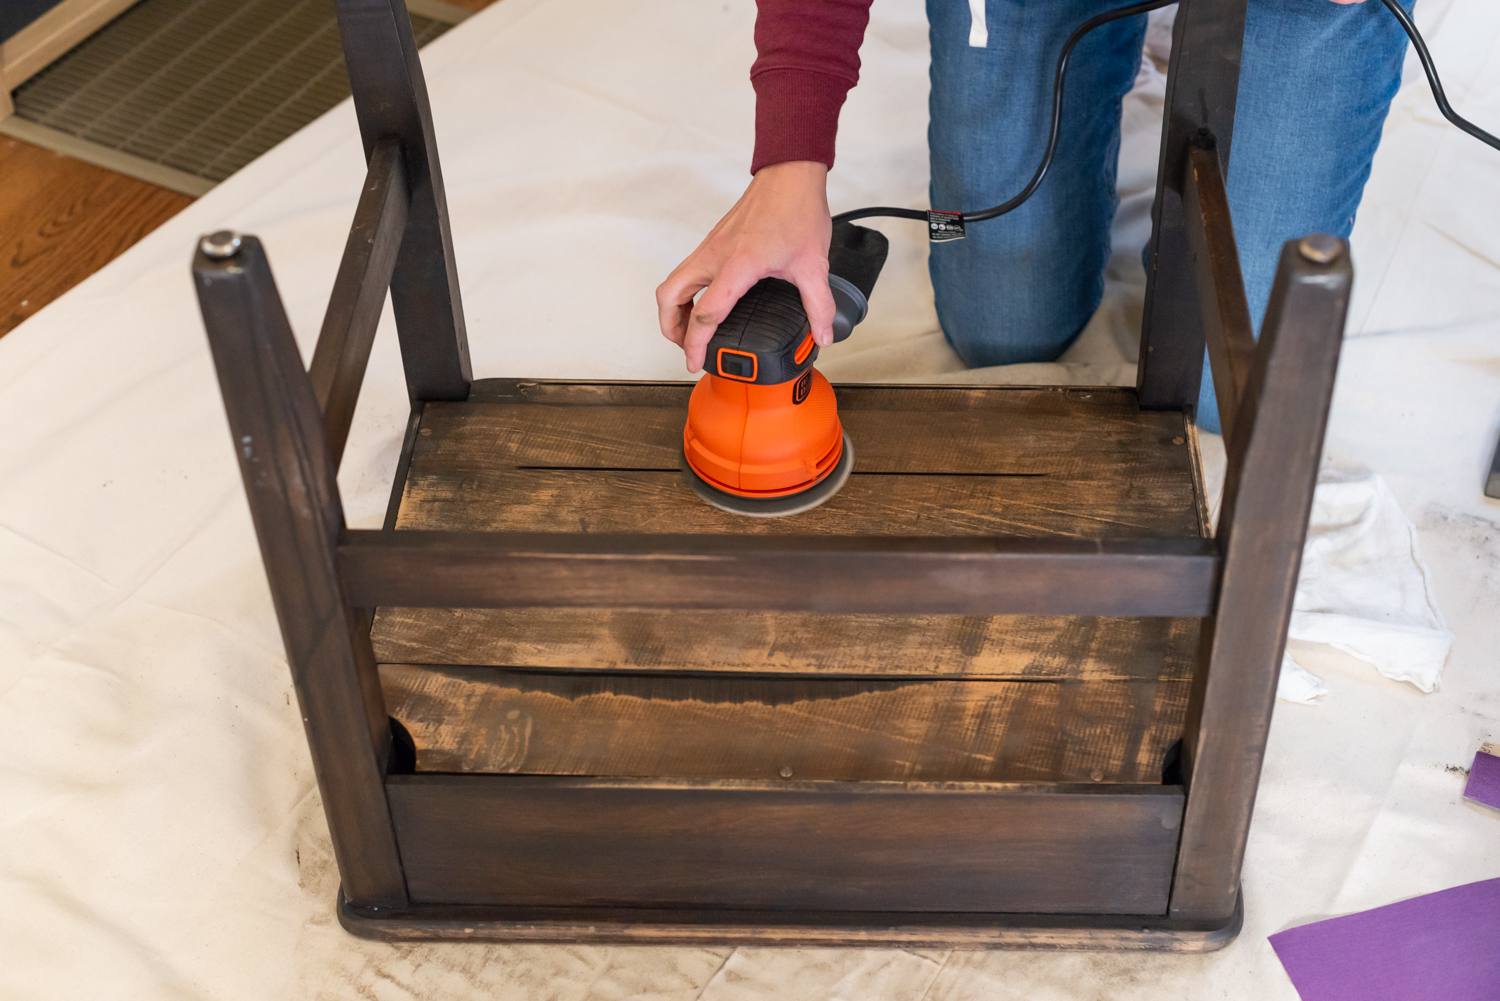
left=0, top=138, right=191, bottom=336
left=381, top=665, right=1189, bottom=784
left=388, top=775, right=1184, bottom=914
left=372, top=381, right=1206, bottom=679
left=394, top=384, right=1200, bottom=538
left=372, top=608, right=1199, bottom=680
left=344, top=531, right=1219, bottom=617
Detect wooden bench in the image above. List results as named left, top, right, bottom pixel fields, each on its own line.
left=191, top=0, right=1350, bottom=949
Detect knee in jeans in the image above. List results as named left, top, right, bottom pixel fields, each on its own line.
left=934, top=278, right=1090, bottom=368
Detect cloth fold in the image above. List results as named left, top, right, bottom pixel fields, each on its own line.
left=1282, top=466, right=1453, bottom=700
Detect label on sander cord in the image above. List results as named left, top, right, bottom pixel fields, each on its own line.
left=928, top=210, right=966, bottom=243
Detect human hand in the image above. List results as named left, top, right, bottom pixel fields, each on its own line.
left=656, top=160, right=834, bottom=372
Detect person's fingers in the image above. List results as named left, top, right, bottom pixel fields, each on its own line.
left=791, top=260, right=837, bottom=347
left=655, top=266, right=708, bottom=347
left=682, top=264, right=761, bottom=372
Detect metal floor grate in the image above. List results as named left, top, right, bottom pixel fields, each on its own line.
left=9, top=0, right=456, bottom=189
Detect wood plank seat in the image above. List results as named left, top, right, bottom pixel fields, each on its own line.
left=372, top=381, right=1206, bottom=788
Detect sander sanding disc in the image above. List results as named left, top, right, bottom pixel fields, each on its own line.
left=685, top=434, right=854, bottom=518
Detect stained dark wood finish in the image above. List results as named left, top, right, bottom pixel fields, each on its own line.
left=1184, top=141, right=1255, bottom=446
left=387, top=776, right=1184, bottom=914
left=343, top=531, right=1219, bottom=616
left=335, top=0, right=471, bottom=402
left=309, top=138, right=409, bottom=467
left=1170, top=239, right=1352, bottom=921
left=1137, top=0, right=1249, bottom=409
left=397, top=384, right=1201, bottom=539
left=355, top=381, right=1213, bottom=615
left=339, top=893, right=1241, bottom=949
left=0, top=137, right=191, bottom=337
left=192, top=238, right=406, bottom=907
left=381, top=665, right=1189, bottom=784
left=371, top=609, right=1199, bottom=680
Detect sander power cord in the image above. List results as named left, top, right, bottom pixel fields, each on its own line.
left=832, top=0, right=1500, bottom=232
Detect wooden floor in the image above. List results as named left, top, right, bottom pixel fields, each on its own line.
left=0, top=137, right=191, bottom=337
left=0, top=0, right=505, bottom=339
left=374, top=380, right=1206, bottom=788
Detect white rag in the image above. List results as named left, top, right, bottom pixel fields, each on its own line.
left=1283, top=466, right=1454, bottom=700
left=1200, top=440, right=1454, bottom=703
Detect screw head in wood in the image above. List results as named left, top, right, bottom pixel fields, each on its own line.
left=1297, top=233, right=1342, bottom=265
left=199, top=230, right=243, bottom=260
left=779, top=766, right=794, bottom=779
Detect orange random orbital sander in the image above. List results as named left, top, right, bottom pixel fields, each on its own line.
left=683, top=222, right=889, bottom=516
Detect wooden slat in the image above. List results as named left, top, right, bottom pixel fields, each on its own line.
left=381, top=665, right=1189, bottom=784
left=1184, top=141, right=1255, bottom=445
left=388, top=775, right=1183, bottom=914
left=309, top=138, right=408, bottom=467
left=395, top=384, right=1201, bottom=539
left=371, top=609, right=1199, bottom=680
left=341, top=531, right=1220, bottom=617
left=368, top=380, right=1209, bottom=671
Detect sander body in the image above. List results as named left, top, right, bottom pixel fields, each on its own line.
left=683, top=222, right=889, bottom=516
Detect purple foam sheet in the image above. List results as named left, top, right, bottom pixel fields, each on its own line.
left=1269, top=878, right=1500, bottom=1001
left=1464, top=747, right=1500, bottom=810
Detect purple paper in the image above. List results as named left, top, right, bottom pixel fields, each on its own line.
left=1464, top=747, right=1500, bottom=810
left=1269, top=878, right=1500, bottom=1001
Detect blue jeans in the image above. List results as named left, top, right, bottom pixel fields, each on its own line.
left=927, top=0, right=1411, bottom=431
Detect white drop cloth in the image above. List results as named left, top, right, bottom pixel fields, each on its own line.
left=2, top=0, right=1498, bottom=998
left=1196, top=442, right=1456, bottom=704
left=1286, top=466, right=1454, bottom=700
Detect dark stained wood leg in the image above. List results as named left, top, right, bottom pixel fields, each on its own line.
left=193, top=236, right=408, bottom=908
left=1170, top=236, right=1353, bottom=921
left=335, top=0, right=472, bottom=403
left=1137, top=0, right=1249, bottom=410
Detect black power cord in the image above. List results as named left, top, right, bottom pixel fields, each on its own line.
left=833, top=0, right=1500, bottom=232
left=1378, top=0, right=1500, bottom=152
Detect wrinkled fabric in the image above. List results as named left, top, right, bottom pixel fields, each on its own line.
left=1, top=0, right=1497, bottom=998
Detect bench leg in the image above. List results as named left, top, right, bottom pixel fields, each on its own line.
left=1170, top=235, right=1353, bottom=921
left=193, top=234, right=408, bottom=908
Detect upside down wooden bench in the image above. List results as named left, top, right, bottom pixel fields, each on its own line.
left=191, top=0, right=1351, bottom=949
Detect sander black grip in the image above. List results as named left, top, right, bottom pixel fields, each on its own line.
left=703, top=222, right=889, bottom=386
left=827, top=220, right=889, bottom=326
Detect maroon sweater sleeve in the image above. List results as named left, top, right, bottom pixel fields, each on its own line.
left=750, top=0, right=875, bottom=174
